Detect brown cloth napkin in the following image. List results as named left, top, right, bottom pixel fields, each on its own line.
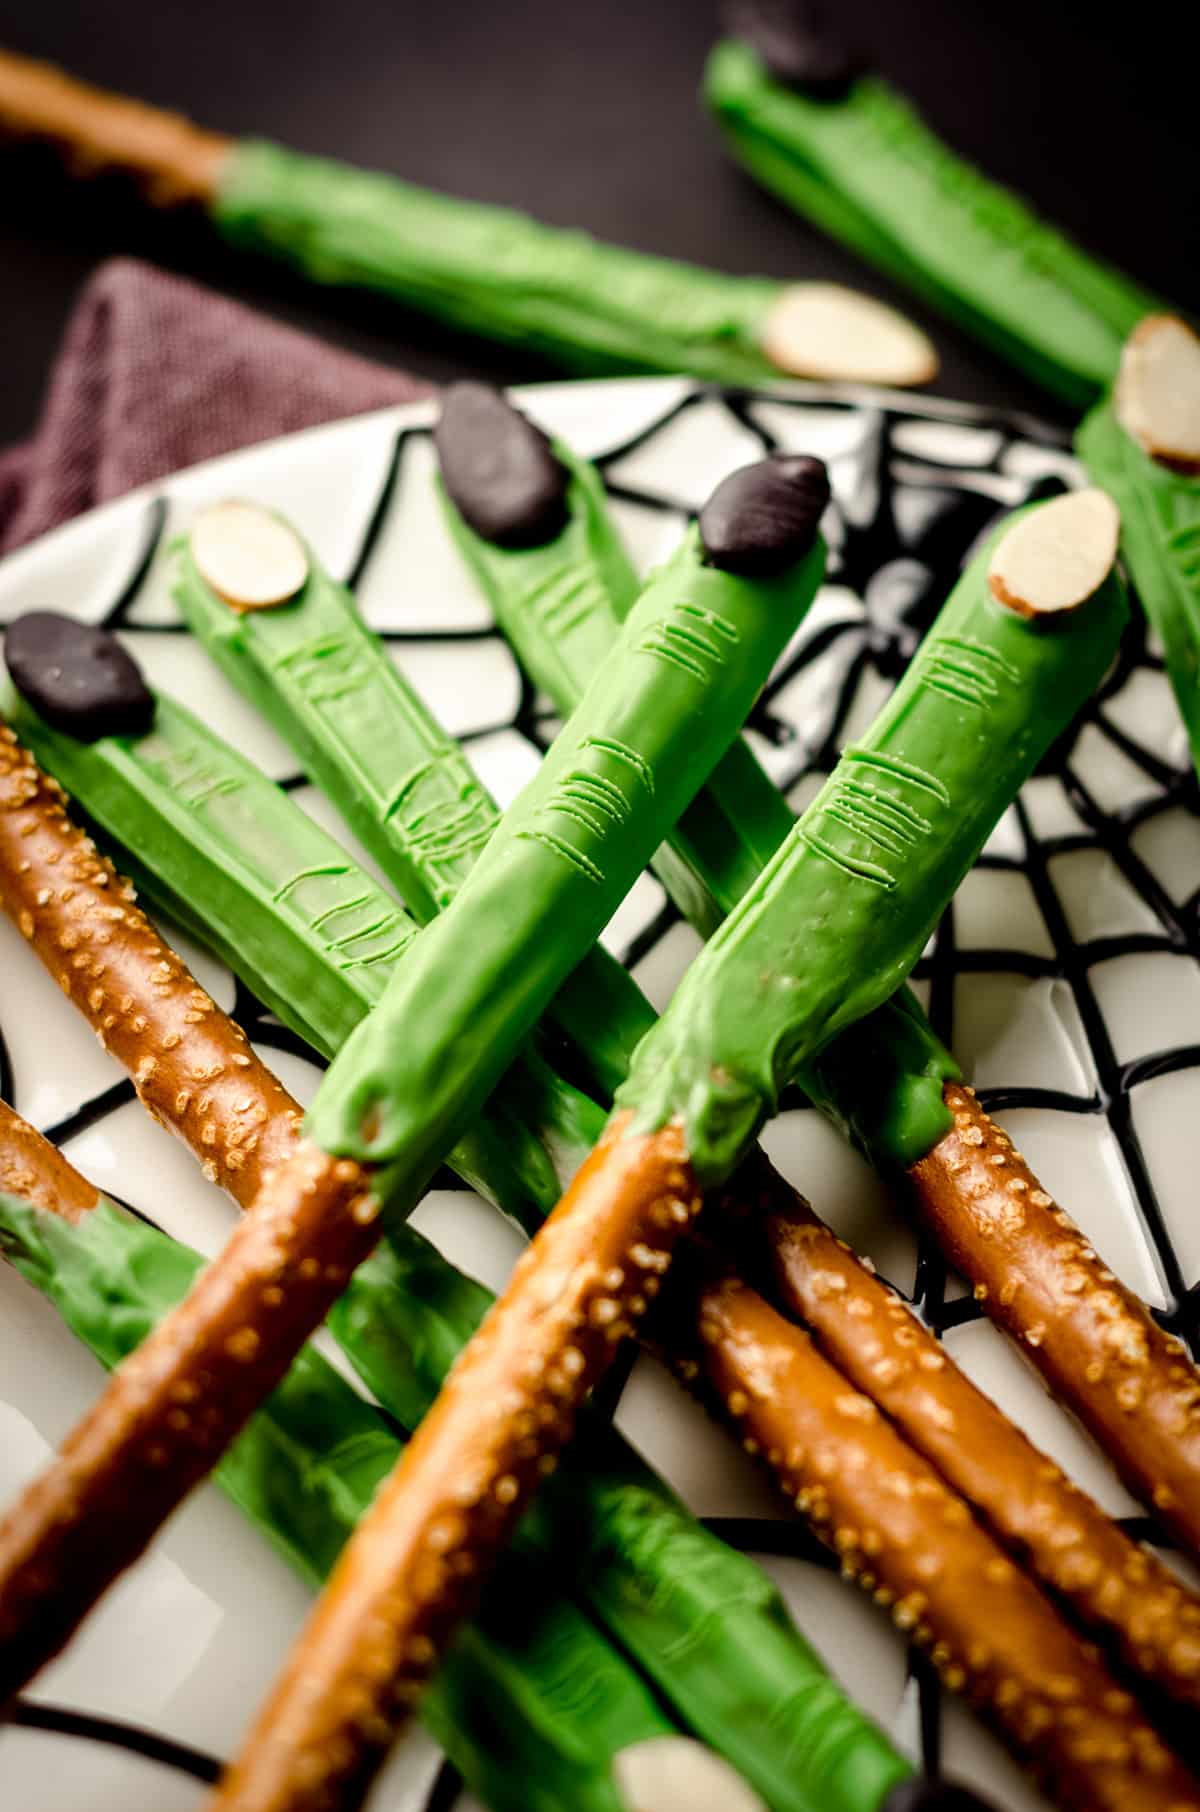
left=0, top=259, right=434, bottom=557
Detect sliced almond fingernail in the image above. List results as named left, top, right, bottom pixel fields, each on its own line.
left=988, top=488, right=1120, bottom=619
left=760, top=282, right=939, bottom=387
left=613, top=1736, right=768, bottom=1812
left=190, top=501, right=309, bottom=612
left=1115, top=315, right=1200, bottom=475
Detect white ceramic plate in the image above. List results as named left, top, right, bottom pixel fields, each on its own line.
left=0, top=376, right=1197, bottom=1812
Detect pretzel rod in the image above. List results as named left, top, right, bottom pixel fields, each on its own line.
left=0, top=46, right=230, bottom=204
left=0, top=465, right=824, bottom=1702
left=0, top=1131, right=777, bottom=1812
left=667, top=1252, right=1200, bottom=1812
left=704, top=12, right=1166, bottom=407
left=0, top=45, right=935, bottom=387
left=717, top=1154, right=1200, bottom=1708
left=0, top=1096, right=99, bottom=1220
left=209, top=497, right=1131, bottom=1804
left=1078, top=316, right=1200, bottom=779
left=910, top=1083, right=1200, bottom=1556
left=0, top=728, right=302, bottom=1205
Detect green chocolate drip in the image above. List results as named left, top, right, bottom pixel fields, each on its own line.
left=443, top=437, right=959, bottom=1165
left=618, top=506, right=1127, bottom=1183
left=705, top=40, right=1163, bottom=408
left=308, top=524, right=823, bottom=1164
left=0, top=1193, right=663, bottom=1812
left=173, top=525, right=651, bottom=1107
left=1077, top=401, right=1200, bottom=777
left=2, top=680, right=565, bottom=1233
left=213, top=140, right=785, bottom=385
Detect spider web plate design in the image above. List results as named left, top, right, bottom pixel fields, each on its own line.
left=0, top=376, right=1196, bottom=1812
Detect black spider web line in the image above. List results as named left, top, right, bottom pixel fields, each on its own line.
left=4, top=380, right=1199, bottom=1806
left=5, top=1700, right=222, bottom=1784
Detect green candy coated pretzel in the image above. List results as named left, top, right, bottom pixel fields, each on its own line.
left=172, top=519, right=648, bottom=1104
left=213, top=140, right=786, bottom=387
left=1, top=681, right=563, bottom=1229
left=1077, top=398, right=1200, bottom=778
left=704, top=39, right=1161, bottom=409
left=303, top=518, right=822, bottom=1165
left=618, top=510, right=1127, bottom=1182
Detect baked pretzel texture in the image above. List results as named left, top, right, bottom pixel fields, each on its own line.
left=0, top=47, right=230, bottom=205
left=911, top=1083, right=1200, bottom=1557
left=0, top=1135, right=381, bottom=1701
left=0, top=1096, right=99, bottom=1221
left=0, top=726, right=301, bottom=1207
left=209, top=1114, right=700, bottom=1811
left=675, top=1257, right=1200, bottom=1812
left=725, top=1157, right=1200, bottom=1711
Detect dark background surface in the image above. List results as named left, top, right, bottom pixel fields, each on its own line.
left=1, top=0, right=1197, bottom=445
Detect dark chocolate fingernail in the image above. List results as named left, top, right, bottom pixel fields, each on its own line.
left=434, top=383, right=571, bottom=550
left=5, top=611, right=155, bottom=742
left=882, top=1779, right=998, bottom=1812
left=700, top=455, right=830, bottom=577
left=725, top=0, right=864, bottom=97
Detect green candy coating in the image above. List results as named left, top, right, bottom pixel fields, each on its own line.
left=213, top=140, right=786, bottom=386
left=308, top=522, right=823, bottom=1165
left=618, top=506, right=1127, bottom=1183
left=1077, top=400, right=1200, bottom=777
left=705, top=39, right=1162, bottom=408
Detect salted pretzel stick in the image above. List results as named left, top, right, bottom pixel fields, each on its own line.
left=0, top=726, right=301, bottom=1207
left=0, top=1097, right=99, bottom=1220
left=0, top=728, right=383, bottom=1696
left=211, top=495, right=1130, bottom=1807
left=0, top=46, right=935, bottom=385
left=0, top=461, right=821, bottom=1704
left=669, top=1251, right=1200, bottom=1812
left=910, top=1084, right=1200, bottom=1557
left=0, top=46, right=230, bottom=204
left=719, top=1153, right=1200, bottom=1708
